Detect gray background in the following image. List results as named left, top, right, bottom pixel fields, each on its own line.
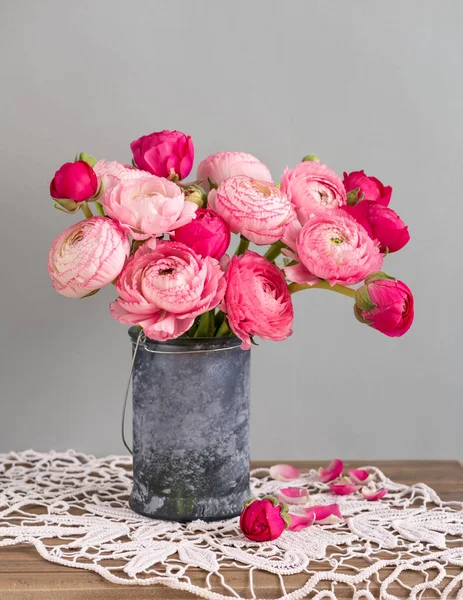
left=1, top=0, right=461, bottom=459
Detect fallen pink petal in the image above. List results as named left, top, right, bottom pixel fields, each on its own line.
left=278, top=487, right=310, bottom=505
left=348, top=469, right=372, bottom=485
left=288, top=512, right=315, bottom=532
left=362, top=486, right=388, bottom=501
left=269, top=464, right=301, bottom=482
left=329, top=477, right=359, bottom=496
left=318, top=459, right=344, bottom=483
left=309, top=504, right=343, bottom=524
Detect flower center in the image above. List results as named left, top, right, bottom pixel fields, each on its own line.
left=159, top=268, right=175, bottom=276
left=330, top=237, right=344, bottom=245
left=251, top=181, right=272, bottom=196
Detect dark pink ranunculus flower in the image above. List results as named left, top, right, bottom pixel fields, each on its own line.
left=50, top=161, right=99, bottom=202
left=173, top=209, right=231, bottom=259
left=343, top=170, right=392, bottom=206
left=130, top=130, right=194, bottom=180
left=222, top=251, right=294, bottom=350
left=355, top=273, right=414, bottom=337
left=343, top=201, right=410, bottom=253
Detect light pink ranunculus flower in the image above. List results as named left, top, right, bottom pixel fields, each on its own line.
left=93, top=159, right=154, bottom=203
left=101, top=176, right=197, bottom=240
left=48, top=216, right=130, bottom=298
left=222, top=251, right=294, bottom=350
left=208, top=176, right=294, bottom=245
left=280, top=161, right=347, bottom=224
left=110, top=240, right=226, bottom=341
left=197, top=152, right=273, bottom=191
left=295, top=209, right=383, bottom=286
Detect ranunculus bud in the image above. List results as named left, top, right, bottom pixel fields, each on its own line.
left=343, top=170, right=392, bottom=207
left=354, top=272, right=414, bottom=337
left=240, top=497, right=290, bottom=542
left=50, top=161, right=99, bottom=209
left=184, top=184, right=207, bottom=208
left=173, top=209, right=231, bottom=259
left=343, top=201, right=410, bottom=253
left=130, top=130, right=194, bottom=180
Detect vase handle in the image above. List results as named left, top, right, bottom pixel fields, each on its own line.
left=121, top=330, right=143, bottom=455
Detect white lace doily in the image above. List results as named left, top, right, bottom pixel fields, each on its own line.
left=1, top=451, right=463, bottom=599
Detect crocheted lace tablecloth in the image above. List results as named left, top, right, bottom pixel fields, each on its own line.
left=1, top=451, right=463, bottom=599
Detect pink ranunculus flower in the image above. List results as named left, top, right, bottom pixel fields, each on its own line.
left=354, top=273, right=414, bottom=337
left=101, top=176, right=197, bottom=240
left=94, top=159, right=154, bottom=203
left=295, top=209, right=383, bottom=286
left=240, top=498, right=290, bottom=542
left=222, top=251, right=294, bottom=350
left=197, top=151, right=273, bottom=191
left=208, top=176, right=294, bottom=245
left=50, top=161, right=99, bottom=202
left=343, top=201, right=410, bottom=253
left=130, top=130, right=194, bottom=180
left=48, top=217, right=130, bottom=298
left=280, top=161, right=347, bottom=224
left=172, top=208, right=231, bottom=259
left=343, top=170, right=392, bottom=206
left=110, top=240, right=226, bottom=341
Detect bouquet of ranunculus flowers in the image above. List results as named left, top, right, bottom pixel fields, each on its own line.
left=48, top=130, right=414, bottom=347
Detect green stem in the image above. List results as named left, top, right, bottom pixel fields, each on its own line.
left=80, top=201, right=93, bottom=219
left=235, top=236, right=250, bottom=255
left=264, top=241, right=285, bottom=262
left=194, top=310, right=215, bottom=337
left=95, top=201, right=105, bottom=216
left=288, top=280, right=356, bottom=298
left=216, top=318, right=231, bottom=337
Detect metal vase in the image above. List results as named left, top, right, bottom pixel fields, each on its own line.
left=128, top=327, right=251, bottom=522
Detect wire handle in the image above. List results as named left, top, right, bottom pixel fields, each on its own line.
left=121, top=330, right=143, bottom=455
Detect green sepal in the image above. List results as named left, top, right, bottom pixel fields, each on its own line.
left=346, top=188, right=364, bottom=206
left=87, top=180, right=104, bottom=203
left=75, top=152, right=97, bottom=167
left=301, top=154, right=320, bottom=162
left=80, top=288, right=100, bottom=299
left=132, top=158, right=137, bottom=168
left=262, top=495, right=280, bottom=507
left=281, top=512, right=292, bottom=530
left=53, top=199, right=80, bottom=214
left=207, top=177, right=218, bottom=190
left=250, top=336, right=259, bottom=347
left=355, top=285, right=376, bottom=311
left=353, top=304, right=373, bottom=325
left=243, top=497, right=256, bottom=508
left=364, top=271, right=396, bottom=285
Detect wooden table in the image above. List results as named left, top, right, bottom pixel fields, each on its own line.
left=1, top=460, right=463, bottom=599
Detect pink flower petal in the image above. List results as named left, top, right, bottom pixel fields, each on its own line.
left=348, top=469, right=372, bottom=485
left=278, top=487, right=309, bottom=505
left=361, top=486, right=388, bottom=501
left=269, top=464, right=301, bottom=482
left=328, top=477, right=359, bottom=496
left=318, top=459, right=344, bottom=483
left=288, top=512, right=315, bottom=532
left=308, top=504, right=342, bottom=525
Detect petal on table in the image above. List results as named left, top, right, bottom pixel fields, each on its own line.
left=318, top=459, right=344, bottom=483
left=269, top=464, right=301, bottom=482
left=278, top=487, right=309, bottom=505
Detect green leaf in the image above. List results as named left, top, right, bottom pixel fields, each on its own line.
left=194, top=310, right=215, bottom=337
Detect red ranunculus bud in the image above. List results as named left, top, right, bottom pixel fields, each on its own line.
left=343, top=170, right=392, bottom=206
left=354, top=272, right=414, bottom=337
left=50, top=161, right=99, bottom=202
left=239, top=497, right=290, bottom=542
